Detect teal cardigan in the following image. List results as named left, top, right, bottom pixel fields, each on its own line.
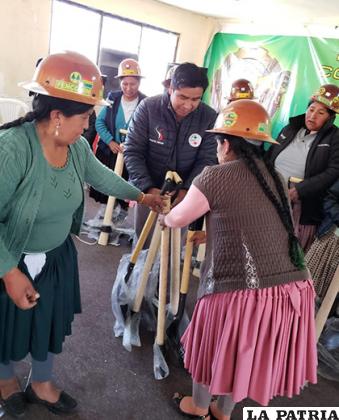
left=0, top=122, right=141, bottom=277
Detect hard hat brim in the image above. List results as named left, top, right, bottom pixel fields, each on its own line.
left=19, top=80, right=110, bottom=107
left=206, top=128, right=279, bottom=145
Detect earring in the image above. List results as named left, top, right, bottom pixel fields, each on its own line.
left=55, top=123, right=60, bottom=137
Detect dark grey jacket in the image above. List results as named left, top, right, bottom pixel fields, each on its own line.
left=267, top=113, right=339, bottom=225
left=124, top=93, right=217, bottom=191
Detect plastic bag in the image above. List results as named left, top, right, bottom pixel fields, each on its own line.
left=318, top=317, right=339, bottom=382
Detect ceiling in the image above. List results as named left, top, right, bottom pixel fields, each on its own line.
left=157, top=0, right=339, bottom=26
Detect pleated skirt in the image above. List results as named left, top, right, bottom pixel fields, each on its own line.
left=305, top=229, right=339, bottom=299
left=181, top=280, right=317, bottom=406
left=292, top=201, right=317, bottom=252
left=0, top=236, right=81, bottom=363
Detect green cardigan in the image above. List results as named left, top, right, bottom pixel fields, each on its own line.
left=0, top=122, right=141, bottom=277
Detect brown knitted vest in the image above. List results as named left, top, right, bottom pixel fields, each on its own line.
left=193, top=159, right=309, bottom=299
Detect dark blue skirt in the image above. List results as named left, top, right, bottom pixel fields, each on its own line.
left=0, top=236, right=81, bottom=363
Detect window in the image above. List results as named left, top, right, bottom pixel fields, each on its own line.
left=50, top=0, right=179, bottom=96
left=50, top=1, right=101, bottom=62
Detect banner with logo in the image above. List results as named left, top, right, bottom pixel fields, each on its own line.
left=203, top=33, right=339, bottom=138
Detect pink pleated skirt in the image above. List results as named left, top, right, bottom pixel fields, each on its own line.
left=181, top=280, right=317, bottom=406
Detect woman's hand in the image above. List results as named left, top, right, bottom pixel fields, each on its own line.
left=158, top=214, right=167, bottom=228
left=2, top=267, right=40, bottom=310
left=140, top=193, right=166, bottom=213
left=288, top=187, right=299, bottom=203
left=108, top=140, right=123, bottom=154
left=189, top=231, right=207, bottom=246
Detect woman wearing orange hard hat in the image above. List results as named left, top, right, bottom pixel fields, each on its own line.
left=161, top=99, right=317, bottom=419
left=0, top=51, right=163, bottom=418
left=267, top=83, right=339, bottom=251
left=89, top=58, right=146, bottom=217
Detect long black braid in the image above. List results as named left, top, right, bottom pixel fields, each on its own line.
left=0, top=94, right=93, bottom=130
left=223, top=135, right=305, bottom=270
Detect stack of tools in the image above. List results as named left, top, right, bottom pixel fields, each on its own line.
left=111, top=171, right=205, bottom=379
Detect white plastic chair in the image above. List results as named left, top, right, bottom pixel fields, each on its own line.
left=0, top=98, right=30, bottom=124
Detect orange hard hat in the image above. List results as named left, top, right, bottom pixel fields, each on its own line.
left=19, top=51, right=108, bottom=106
left=228, top=79, right=255, bottom=101
left=115, top=58, right=143, bottom=78
left=311, top=84, right=339, bottom=113
left=207, top=99, right=278, bottom=144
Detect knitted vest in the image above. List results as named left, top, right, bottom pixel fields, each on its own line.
left=193, top=160, right=309, bottom=299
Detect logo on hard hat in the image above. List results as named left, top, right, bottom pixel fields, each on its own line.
left=223, top=111, right=238, bottom=127
left=55, top=71, right=94, bottom=97
left=258, top=122, right=269, bottom=133
left=70, top=72, right=82, bottom=84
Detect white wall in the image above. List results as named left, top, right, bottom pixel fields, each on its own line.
left=0, top=0, right=51, bottom=100
left=1, top=0, right=216, bottom=99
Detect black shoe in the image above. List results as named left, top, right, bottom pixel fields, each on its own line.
left=0, top=392, right=27, bottom=418
left=25, top=383, right=77, bottom=415
left=172, top=393, right=210, bottom=419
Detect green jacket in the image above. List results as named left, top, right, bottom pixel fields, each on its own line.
left=0, top=122, right=141, bottom=277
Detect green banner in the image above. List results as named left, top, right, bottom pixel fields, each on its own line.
left=203, top=33, right=339, bottom=138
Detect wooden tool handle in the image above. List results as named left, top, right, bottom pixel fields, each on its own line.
left=180, top=230, right=195, bottom=294
left=132, top=222, right=162, bottom=312
left=172, top=171, right=183, bottom=186
left=156, top=226, right=170, bottom=346
left=98, top=152, right=125, bottom=246
left=130, top=211, right=157, bottom=264
left=289, top=176, right=303, bottom=184
left=170, top=227, right=181, bottom=315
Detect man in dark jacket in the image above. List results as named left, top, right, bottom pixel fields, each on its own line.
left=124, top=62, right=217, bottom=239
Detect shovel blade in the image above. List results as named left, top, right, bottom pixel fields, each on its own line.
left=166, top=311, right=190, bottom=366
left=122, top=311, right=142, bottom=351
left=153, top=342, right=169, bottom=380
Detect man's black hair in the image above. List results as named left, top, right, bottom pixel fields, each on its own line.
left=171, top=63, right=209, bottom=92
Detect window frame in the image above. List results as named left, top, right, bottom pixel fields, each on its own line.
left=50, top=0, right=180, bottom=64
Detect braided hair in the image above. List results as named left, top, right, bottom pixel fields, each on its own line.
left=0, top=94, right=93, bottom=130
left=220, top=134, right=305, bottom=270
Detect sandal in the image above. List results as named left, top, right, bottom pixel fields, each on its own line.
left=172, top=393, right=210, bottom=419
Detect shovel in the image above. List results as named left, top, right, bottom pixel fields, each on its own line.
left=112, top=172, right=174, bottom=336
left=167, top=217, right=204, bottom=364
left=98, top=150, right=125, bottom=245
left=122, top=221, right=162, bottom=351
left=153, top=196, right=171, bottom=379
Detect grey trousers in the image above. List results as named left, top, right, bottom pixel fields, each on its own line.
left=193, top=381, right=236, bottom=416
left=0, top=352, right=55, bottom=382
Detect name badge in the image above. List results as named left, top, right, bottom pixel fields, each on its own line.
left=188, top=133, right=202, bottom=147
